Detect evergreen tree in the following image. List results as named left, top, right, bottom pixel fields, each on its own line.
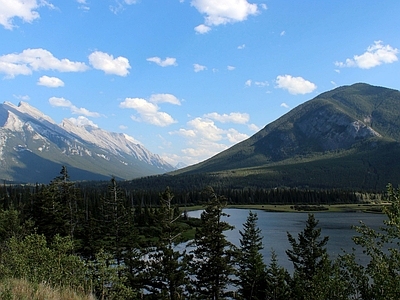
left=101, top=177, right=129, bottom=267
left=339, top=183, right=400, bottom=299
left=188, top=187, right=236, bottom=299
left=236, top=211, right=267, bottom=299
left=286, top=213, right=330, bottom=300
left=265, top=251, right=291, bottom=300
left=143, top=187, right=188, bottom=299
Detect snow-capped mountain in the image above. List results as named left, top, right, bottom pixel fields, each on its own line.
left=0, top=101, right=174, bottom=183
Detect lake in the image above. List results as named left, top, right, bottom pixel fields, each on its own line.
left=187, top=208, right=387, bottom=271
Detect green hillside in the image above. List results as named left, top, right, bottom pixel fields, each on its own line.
left=167, top=83, right=400, bottom=191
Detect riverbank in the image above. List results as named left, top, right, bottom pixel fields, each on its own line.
left=182, top=203, right=387, bottom=213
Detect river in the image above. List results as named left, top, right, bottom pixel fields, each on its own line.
left=187, top=208, right=387, bottom=271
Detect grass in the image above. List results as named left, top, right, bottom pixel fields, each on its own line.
left=0, top=278, right=95, bottom=300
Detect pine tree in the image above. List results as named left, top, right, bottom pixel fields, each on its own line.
left=143, top=187, right=188, bottom=299
left=237, top=211, right=267, bottom=299
left=265, top=251, right=291, bottom=300
left=188, top=187, right=235, bottom=300
left=286, top=213, right=330, bottom=300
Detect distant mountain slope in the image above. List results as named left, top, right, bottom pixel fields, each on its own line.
left=0, top=102, right=174, bottom=183
left=172, top=83, right=400, bottom=190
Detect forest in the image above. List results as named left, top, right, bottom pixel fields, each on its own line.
left=0, top=166, right=399, bottom=299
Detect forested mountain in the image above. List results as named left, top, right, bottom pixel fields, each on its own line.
left=169, top=83, right=400, bottom=191
left=0, top=101, right=174, bottom=183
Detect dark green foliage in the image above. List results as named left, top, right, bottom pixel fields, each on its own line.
left=265, top=251, right=291, bottom=300
left=236, top=211, right=267, bottom=299
left=188, top=187, right=236, bottom=299
left=286, top=214, right=331, bottom=300
left=339, top=183, right=400, bottom=299
left=143, top=187, right=188, bottom=299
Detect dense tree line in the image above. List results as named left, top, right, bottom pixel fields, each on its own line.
left=0, top=167, right=399, bottom=299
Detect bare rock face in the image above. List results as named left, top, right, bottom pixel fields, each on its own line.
left=296, top=108, right=381, bottom=151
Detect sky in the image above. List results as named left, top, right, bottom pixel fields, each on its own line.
left=0, top=0, right=399, bottom=167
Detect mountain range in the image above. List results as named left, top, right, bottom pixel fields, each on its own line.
left=170, top=83, right=400, bottom=191
left=2, top=83, right=400, bottom=190
left=0, top=101, right=174, bottom=183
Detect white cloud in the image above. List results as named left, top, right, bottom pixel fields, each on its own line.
left=76, top=0, right=89, bottom=11
left=192, top=0, right=259, bottom=30
left=49, top=96, right=72, bottom=107
left=226, top=128, right=249, bottom=143
left=88, top=51, right=130, bottom=76
left=37, top=75, right=64, bottom=88
left=280, top=30, right=286, bottom=36
left=149, top=93, right=181, bottom=105
left=254, top=81, right=268, bottom=87
left=124, top=0, right=138, bottom=4
left=194, top=63, right=207, bottom=72
left=248, top=123, right=259, bottom=131
left=49, top=96, right=100, bottom=117
left=204, top=112, right=249, bottom=124
left=170, top=112, right=253, bottom=164
left=119, top=96, right=178, bottom=127
left=238, top=44, right=246, bottom=49
left=0, top=48, right=88, bottom=78
left=245, top=79, right=252, bottom=86
left=0, top=0, right=54, bottom=30
left=275, top=75, right=317, bottom=95
left=13, top=94, right=30, bottom=101
left=194, top=24, right=211, bottom=34
left=280, top=102, right=289, bottom=108
left=335, top=41, right=398, bottom=69
left=146, top=56, right=177, bottom=67
left=68, top=116, right=98, bottom=128
left=187, top=117, right=225, bottom=141
left=227, top=65, right=235, bottom=71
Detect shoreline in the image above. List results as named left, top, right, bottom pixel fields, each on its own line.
left=181, top=203, right=387, bottom=214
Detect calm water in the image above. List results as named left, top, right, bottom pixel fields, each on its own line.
left=187, top=209, right=387, bottom=271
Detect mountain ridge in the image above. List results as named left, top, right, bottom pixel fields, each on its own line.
left=0, top=101, right=174, bottom=183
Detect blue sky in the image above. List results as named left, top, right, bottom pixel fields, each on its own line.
left=1, top=0, right=399, bottom=167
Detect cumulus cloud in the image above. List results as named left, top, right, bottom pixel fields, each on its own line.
left=194, top=24, right=211, bottom=34
left=0, top=0, right=54, bottom=30
left=119, top=93, right=181, bottom=127
left=238, top=44, right=246, bottom=49
left=192, top=0, right=259, bottom=33
left=193, top=63, right=207, bottom=72
left=68, top=116, right=98, bottom=128
left=204, top=112, right=249, bottom=124
left=170, top=112, right=251, bottom=163
left=275, top=75, right=317, bottom=95
left=245, top=79, right=252, bottom=86
left=49, top=96, right=100, bottom=117
left=227, top=65, right=235, bottom=71
left=335, top=41, right=398, bottom=69
left=0, top=48, right=88, bottom=78
left=149, top=93, right=181, bottom=105
left=88, top=51, right=131, bottom=76
left=37, top=75, right=64, bottom=88
left=146, top=56, right=177, bottom=67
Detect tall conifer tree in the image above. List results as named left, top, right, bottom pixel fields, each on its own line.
left=188, top=187, right=235, bottom=299
left=237, top=211, right=267, bottom=299
left=286, top=213, right=330, bottom=300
